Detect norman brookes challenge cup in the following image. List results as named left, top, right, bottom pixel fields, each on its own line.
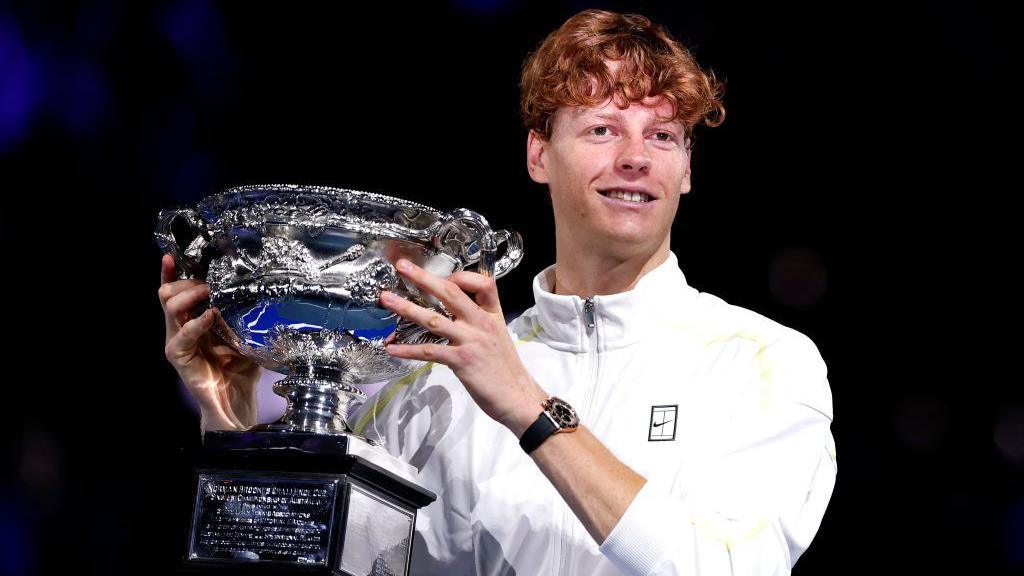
left=156, top=184, right=523, bottom=575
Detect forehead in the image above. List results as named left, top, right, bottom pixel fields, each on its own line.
left=557, top=96, right=679, bottom=126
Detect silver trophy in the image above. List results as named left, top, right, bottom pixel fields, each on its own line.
left=157, top=184, right=523, bottom=574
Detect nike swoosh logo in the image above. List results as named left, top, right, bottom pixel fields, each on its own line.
left=652, top=419, right=674, bottom=428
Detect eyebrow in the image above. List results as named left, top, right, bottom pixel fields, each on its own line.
left=590, top=111, right=622, bottom=122
left=580, top=110, right=681, bottom=128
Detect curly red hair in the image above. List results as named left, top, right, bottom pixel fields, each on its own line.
left=520, top=9, right=725, bottom=141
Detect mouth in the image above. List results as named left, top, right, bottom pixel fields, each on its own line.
left=598, top=189, right=655, bottom=204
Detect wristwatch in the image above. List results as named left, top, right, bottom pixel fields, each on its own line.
left=519, top=396, right=579, bottom=454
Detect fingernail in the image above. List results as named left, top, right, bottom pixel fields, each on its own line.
left=396, top=259, right=411, bottom=272
left=380, top=291, right=394, bottom=304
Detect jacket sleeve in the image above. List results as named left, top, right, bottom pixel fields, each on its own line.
left=598, top=332, right=837, bottom=575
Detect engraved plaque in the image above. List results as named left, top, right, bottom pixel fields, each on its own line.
left=189, top=472, right=338, bottom=565
left=339, top=483, right=414, bottom=576
left=180, top=432, right=436, bottom=573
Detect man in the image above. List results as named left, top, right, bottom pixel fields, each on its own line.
left=160, top=9, right=836, bottom=575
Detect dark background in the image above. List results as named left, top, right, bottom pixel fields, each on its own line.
left=0, top=0, right=1017, bottom=574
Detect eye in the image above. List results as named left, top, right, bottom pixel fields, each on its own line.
left=591, top=126, right=610, bottom=136
left=653, top=131, right=676, bottom=142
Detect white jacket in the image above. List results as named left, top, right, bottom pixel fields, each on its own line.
left=352, top=252, right=836, bottom=575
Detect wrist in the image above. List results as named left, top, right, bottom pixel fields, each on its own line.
left=505, top=401, right=542, bottom=438
left=198, top=407, right=243, bottom=433
left=502, top=381, right=548, bottom=438
left=517, top=395, right=580, bottom=454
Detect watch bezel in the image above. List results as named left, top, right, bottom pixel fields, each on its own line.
left=543, top=396, right=579, bottom=430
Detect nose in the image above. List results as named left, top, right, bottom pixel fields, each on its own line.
left=615, top=136, right=651, bottom=175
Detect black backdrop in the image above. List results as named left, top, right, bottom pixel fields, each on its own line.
left=0, top=1, right=1017, bottom=574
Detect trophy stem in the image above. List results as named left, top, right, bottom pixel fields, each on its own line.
left=262, top=369, right=366, bottom=435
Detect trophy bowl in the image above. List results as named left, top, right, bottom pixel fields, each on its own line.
left=156, top=183, right=523, bottom=436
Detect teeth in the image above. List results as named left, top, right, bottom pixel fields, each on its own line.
left=604, top=190, right=650, bottom=203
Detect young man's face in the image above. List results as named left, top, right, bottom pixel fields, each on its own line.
left=526, top=95, right=692, bottom=260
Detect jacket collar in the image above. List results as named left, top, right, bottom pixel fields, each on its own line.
left=529, top=251, right=698, bottom=352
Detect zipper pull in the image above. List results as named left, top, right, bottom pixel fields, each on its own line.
left=583, top=297, right=595, bottom=330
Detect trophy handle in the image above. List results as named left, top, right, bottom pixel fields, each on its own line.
left=439, top=209, right=524, bottom=279
left=486, top=229, right=524, bottom=280
left=154, top=208, right=210, bottom=280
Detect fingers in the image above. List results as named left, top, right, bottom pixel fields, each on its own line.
left=164, top=283, right=211, bottom=338
left=158, top=277, right=204, bottom=306
left=165, top=308, right=215, bottom=365
left=164, top=283, right=210, bottom=318
left=383, top=341, right=457, bottom=364
left=159, top=255, right=204, bottom=308
left=447, top=271, right=501, bottom=313
left=379, top=291, right=462, bottom=341
left=161, top=254, right=176, bottom=285
left=395, top=259, right=479, bottom=319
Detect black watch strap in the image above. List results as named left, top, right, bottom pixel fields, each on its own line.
left=519, top=412, right=558, bottom=454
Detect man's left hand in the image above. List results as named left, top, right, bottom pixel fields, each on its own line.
left=379, top=259, right=546, bottom=436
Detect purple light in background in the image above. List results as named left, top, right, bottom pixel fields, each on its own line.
left=0, top=497, right=34, bottom=576
left=0, top=13, right=42, bottom=154
left=257, top=370, right=288, bottom=424
left=157, top=0, right=218, bottom=61
left=61, top=58, right=107, bottom=137
left=156, top=0, right=232, bottom=91
left=173, top=152, right=215, bottom=201
left=450, top=0, right=517, bottom=15
left=1007, top=498, right=1024, bottom=572
left=138, top=100, right=198, bottom=201
left=74, top=1, right=123, bottom=49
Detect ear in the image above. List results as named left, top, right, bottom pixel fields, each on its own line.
left=526, top=129, right=550, bottom=184
left=680, top=140, right=693, bottom=195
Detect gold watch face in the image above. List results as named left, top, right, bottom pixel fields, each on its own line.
left=545, top=396, right=579, bottom=429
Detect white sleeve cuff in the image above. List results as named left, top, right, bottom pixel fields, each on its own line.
left=599, top=479, right=695, bottom=576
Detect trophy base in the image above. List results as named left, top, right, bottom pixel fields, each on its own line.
left=182, top=431, right=435, bottom=576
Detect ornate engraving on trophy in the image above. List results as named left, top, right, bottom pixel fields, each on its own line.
left=157, top=184, right=524, bottom=434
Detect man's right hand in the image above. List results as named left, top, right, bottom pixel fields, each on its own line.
left=160, top=254, right=261, bottom=432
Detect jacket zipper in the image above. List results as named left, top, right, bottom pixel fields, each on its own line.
left=583, top=296, right=601, bottom=419
left=561, top=296, right=599, bottom=575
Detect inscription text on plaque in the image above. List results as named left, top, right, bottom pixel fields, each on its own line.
left=189, top=472, right=338, bottom=565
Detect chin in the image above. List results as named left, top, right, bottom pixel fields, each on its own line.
left=593, top=232, right=663, bottom=258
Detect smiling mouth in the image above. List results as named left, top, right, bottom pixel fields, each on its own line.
left=599, top=189, right=654, bottom=203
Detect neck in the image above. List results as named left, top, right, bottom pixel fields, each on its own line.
left=552, top=236, right=671, bottom=297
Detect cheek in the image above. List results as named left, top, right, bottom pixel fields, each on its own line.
left=549, top=186, right=589, bottom=221
left=657, top=194, right=682, bottom=228
left=546, top=153, right=592, bottom=205
left=657, top=153, right=689, bottom=195
left=663, top=193, right=681, bottom=215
